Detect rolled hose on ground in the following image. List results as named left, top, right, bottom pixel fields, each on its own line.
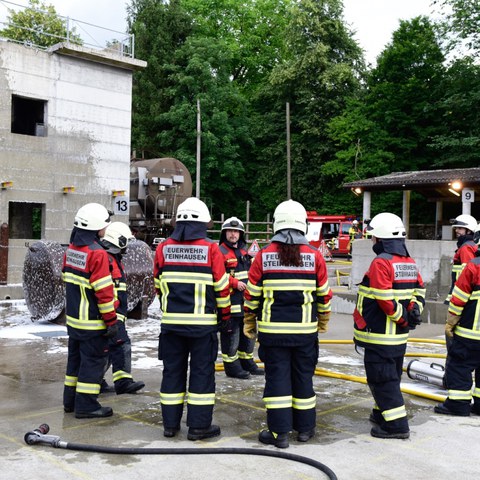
left=24, top=424, right=338, bottom=480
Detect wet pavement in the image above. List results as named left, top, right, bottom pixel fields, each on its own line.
left=0, top=298, right=478, bottom=480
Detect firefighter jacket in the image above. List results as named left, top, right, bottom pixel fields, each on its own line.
left=445, top=235, right=478, bottom=303
left=353, top=241, right=426, bottom=355
left=244, top=241, right=332, bottom=347
left=108, top=253, right=128, bottom=323
left=154, top=236, right=231, bottom=337
left=448, top=256, right=480, bottom=349
left=62, top=231, right=117, bottom=337
left=219, top=241, right=251, bottom=316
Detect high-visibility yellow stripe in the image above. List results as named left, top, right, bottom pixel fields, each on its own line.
left=161, top=313, right=217, bottom=325
left=448, top=389, right=472, bottom=401
left=66, top=316, right=106, bottom=330
left=160, top=392, right=186, bottom=405
left=292, top=396, right=316, bottom=410
left=238, top=350, right=253, bottom=360
left=91, top=275, right=114, bottom=291
left=263, top=278, right=317, bottom=290
left=113, top=370, right=133, bottom=382
left=263, top=395, right=292, bottom=409
left=235, top=272, right=248, bottom=281
left=160, top=272, right=214, bottom=284
left=187, top=392, right=215, bottom=406
left=214, top=273, right=230, bottom=292
left=76, top=381, right=101, bottom=395
left=455, top=326, right=480, bottom=341
left=258, top=321, right=317, bottom=334
left=64, top=375, right=77, bottom=387
left=222, top=353, right=238, bottom=363
left=354, top=329, right=409, bottom=345
left=383, top=405, right=406, bottom=421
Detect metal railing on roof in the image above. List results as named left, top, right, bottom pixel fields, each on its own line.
left=0, top=0, right=134, bottom=58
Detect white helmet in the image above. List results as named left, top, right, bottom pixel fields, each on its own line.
left=352, top=220, right=359, bottom=225
left=451, top=214, right=477, bottom=234
left=367, top=212, right=406, bottom=239
left=102, top=222, right=134, bottom=252
left=273, top=200, right=307, bottom=234
left=176, top=197, right=211, bottom=223
left=221, top=217, right=244, bottom=232
left=74, top=203, right=111, bottom=231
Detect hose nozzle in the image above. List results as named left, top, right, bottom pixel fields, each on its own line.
left=24, top=424, right=62, bottom=447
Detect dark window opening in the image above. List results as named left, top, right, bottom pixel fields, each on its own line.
left=11, top=95, right=47, bottom=136
left=8, top=202, right=44, bottom=239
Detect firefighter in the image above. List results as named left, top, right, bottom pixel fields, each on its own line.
left=435, top=222, right=480, bottom=416
left=347, top=219, right=362, bottom=258
left=243, top=200, right=333, bottom=448
left=100, top=222, right=145, bottom=395
left=154, top=198, right=231, bottom=441
left=219, top=216, right=263, bottom=379
left=63, top=203, right=118, bottom=419
left=353, top=212, right=425, bottom=439
left=444, top=214, right=477, bottom=305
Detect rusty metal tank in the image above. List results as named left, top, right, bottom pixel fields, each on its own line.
left=129, top=157, right=193, bottom=235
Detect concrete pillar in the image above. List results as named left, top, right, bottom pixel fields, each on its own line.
left=435, top=200, right=443, bottom=239
left=403, top=190, right=411, bottom=237
left=362, top=191, right=371, bottom=222
left=462, top=201, right=471, bottom=216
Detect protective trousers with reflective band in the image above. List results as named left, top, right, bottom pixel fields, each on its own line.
left=259, top=341, right=318, bottom=434
left=363, top=348, right=409, bottom=433
left=106, top=321, right=133, bottom=390
left=444, top=339, right=480, bottom=415
left=159, top=331, right=218, bottom=429
left=221, top=317, right=255, bottom=361
left=63, top=332, right=109, bottom=413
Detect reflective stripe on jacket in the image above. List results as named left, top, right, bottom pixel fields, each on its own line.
left=154, top=237, right=231, bottom=335
left=244, top=242, right=332, bottom=346
left=62, top=241, right=116, bottom=331
left=353, top=252, right=426, bottom=353
left=449, top=257, right=480, bottom=345
left=219, top=243, right=250, bottom=316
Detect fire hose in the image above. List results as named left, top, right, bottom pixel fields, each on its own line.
left=24, top=424, right=338, bottom=480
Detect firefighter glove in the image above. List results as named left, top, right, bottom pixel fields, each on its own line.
left=243, top=312, right=257, bottom=340
left=445, top=313, right=460, bottom=338
left=407, top=303, right=422, bottom=329
left=317, top=313, right=330, bottom=333
left=103, top=323, right=119, bottom=339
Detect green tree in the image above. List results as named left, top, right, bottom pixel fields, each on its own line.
left=251, top=0, right=364, bottom=214
left=433, top=0, right=480, bottom=56
left=0, top=0, right=82, bottom=47
left=428, top=58, right=480, bottom=167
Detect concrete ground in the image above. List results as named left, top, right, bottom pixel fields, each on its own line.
left=0, top=298, right=477, bottom=480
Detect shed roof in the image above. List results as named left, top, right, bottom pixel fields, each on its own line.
left=343, top=167, right=480, bottom=201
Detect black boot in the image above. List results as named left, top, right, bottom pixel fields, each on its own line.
left=241, top=359, right=264, bottom=376
left=187, top=425, right=221, bottom=441
left=116, top=379, right=145, bottom=394
left=258, top=430, right=289, bottom=448
left=224, top=360, right=250, bottom=379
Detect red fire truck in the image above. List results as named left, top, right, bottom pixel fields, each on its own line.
left=305, top=212, right=360, bottom=256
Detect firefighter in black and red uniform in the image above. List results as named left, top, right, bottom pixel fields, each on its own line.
left=219, top=216, right=263, bottom=378
left=353, top=212, right=425, bottom=439
left=154, top=197, right=231, bottom=441
left=100, top=222, right=145, bottom=395
left=435, top=222, right=480, bottom=416
left=244, top=200, right=332, bottom=449
left=444, top=214, right=478, bottom=305
left=63, top=203, right=118, bottom=419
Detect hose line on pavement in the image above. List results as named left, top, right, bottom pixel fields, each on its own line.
left=24, top=425, right=338, bottom=480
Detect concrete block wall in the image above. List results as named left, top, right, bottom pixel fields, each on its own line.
left=0, top=41, right=138, bottom=284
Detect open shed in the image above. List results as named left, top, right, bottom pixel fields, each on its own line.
left=343, top=167, right=480, bottom=238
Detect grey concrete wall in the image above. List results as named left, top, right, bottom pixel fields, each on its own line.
left=0, top=41, right=135, bottom=283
